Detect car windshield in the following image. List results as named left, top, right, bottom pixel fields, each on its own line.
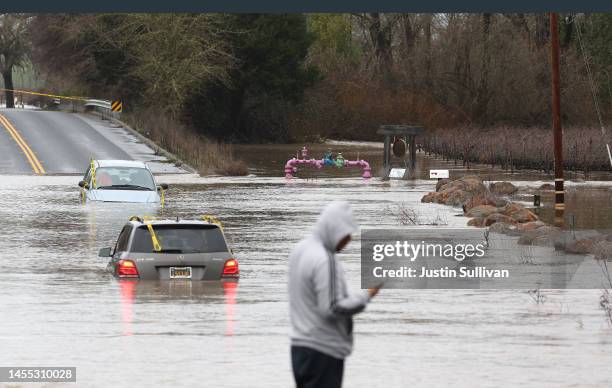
left=131, top=225, right=229, bottom=254
left=94, top=167, right=155, bottom=190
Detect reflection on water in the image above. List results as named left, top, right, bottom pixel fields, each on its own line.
left=0, top=145, right=611, bottom=387
left=223, top=282, right=238, bottom=337
left=118, top=281, right=237, bottom=338
left=120, top=280, right=137, bottom=336
left=537, top=186, right=612, bottom=229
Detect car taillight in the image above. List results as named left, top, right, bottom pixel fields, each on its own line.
left=222, top=259, right=239, bottom=278
left=117, top=259, right=139, bottom=278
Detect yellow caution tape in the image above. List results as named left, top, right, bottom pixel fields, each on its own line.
left=129, top=215, right=224, bottom=252
left=90, top=159, right=97, bottom=189
left=142, top=216, right=163, bottom=251
left=201, top=215, right=223, bottom=230
left=145, top=222, right=162, bottom=252
left=201, top=215, right=229, bottom=253
left=0, top=88, right=89, bottom=101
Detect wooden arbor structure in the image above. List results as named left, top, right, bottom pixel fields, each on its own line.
left=377, top=125, right=425, bottom=180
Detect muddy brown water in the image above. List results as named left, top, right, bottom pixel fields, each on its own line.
left=1, top=144, right=612, bottom=387
left=238, top=142, right=612, bottom=229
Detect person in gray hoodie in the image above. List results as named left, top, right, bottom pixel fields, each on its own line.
left=288, top=201, right=380, bottom=388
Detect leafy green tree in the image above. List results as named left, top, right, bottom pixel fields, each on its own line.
left=308, top=14, right=359, bottom=64
left=185, top=14, right=318, bottom=141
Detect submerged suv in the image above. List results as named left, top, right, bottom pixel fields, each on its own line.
left=79, top=160, right=168, bottom=203
left=99, top=217, right=239, bottom=281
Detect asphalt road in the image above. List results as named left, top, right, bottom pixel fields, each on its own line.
left=0, top=109, right=185, bottom=175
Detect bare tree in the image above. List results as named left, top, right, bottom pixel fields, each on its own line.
left=534, top=13, right=550, bottom=48
left=0, top=14, right=29, bottom=108
left=474, top=13, right=492, bottom=123
left=352, top=13, right=396, bottom=82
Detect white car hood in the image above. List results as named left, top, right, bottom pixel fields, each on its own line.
left=86, top=189, right=160, bottom=203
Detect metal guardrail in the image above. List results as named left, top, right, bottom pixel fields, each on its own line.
left=84, top=99, right=111, bottom=110
left=83, top=99, right=120, bottom=120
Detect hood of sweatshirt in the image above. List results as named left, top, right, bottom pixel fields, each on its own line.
left=313, top=201, right=358, bottom=252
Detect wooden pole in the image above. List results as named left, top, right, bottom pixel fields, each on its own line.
left=409, top=135, right=416, bottom=179
left=550, top=13, right=564, bottom=227
left=383, top=135, right=391, bottom=180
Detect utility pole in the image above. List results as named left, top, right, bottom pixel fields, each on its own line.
left=550, top=13, right=564, bottom=227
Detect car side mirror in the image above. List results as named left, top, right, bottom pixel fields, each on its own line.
left=98, top=247, right=112, bottom=257
left=158, top=183, right=169, bottom=190
left=78, top=180, right=89, bottom=189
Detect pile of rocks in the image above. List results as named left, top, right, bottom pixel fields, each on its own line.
left=420, top=175, right=612, bottom=259
left=422, top=175, right=536, bottom=227
left=423, top=175, right=495, bottom=207
left=494, top=220, right=612, bottom=258
left=465, top=202, right=538, bottom=227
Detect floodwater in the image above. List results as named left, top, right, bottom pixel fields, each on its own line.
left=1, top=144, right=612, bottom=387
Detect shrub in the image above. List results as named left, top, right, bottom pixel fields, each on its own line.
left=123, top=109, right=248, bottom=176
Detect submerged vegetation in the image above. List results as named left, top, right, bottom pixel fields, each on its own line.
left=422, top=126, right=612, bottom=174
left=599, top=260, right=612, bottom=326
left=385, top=202, right=448, bottom=226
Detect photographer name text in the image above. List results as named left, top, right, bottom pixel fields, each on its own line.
left=373, top=266, right=509, bottom=279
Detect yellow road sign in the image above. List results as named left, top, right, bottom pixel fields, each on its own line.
left=111, top=100, right=123, bottom=112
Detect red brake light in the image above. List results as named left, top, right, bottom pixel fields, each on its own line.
left=117, top=259, right=139, bottom=278
left=222, top=259, right=239, bottom=278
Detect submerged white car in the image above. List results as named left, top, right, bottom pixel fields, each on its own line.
left=78, top=160, right=168, bottom=203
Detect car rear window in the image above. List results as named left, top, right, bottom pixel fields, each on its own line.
left=131, top=225, right=229, bottom=253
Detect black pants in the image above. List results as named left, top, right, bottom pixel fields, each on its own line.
left=291, top=346, right=345, bottom=388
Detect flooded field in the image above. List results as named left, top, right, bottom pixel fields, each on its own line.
left=1, top=145, right=612, bottom=387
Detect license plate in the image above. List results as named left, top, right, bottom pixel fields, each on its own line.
left=170, top=267, right=192, bottom=279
